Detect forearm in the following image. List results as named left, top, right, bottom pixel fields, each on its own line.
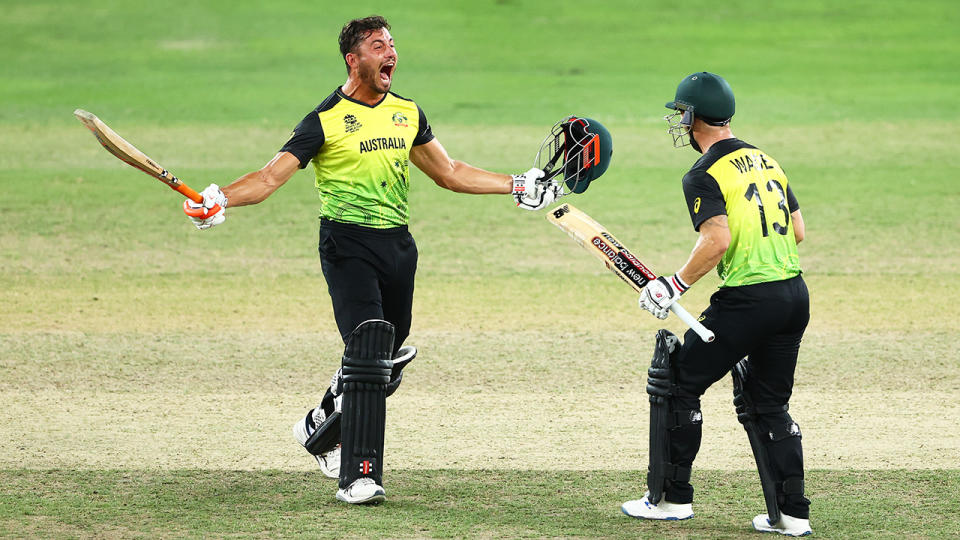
left=410, top=139, right=512, bottom=194
left=220, top=152, right=299, bottom=207
left=436, top=160, right=512, bottom=194
left=221, top=169, right=278, bottom=207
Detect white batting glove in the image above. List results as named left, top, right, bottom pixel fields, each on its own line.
left=512, top=167, right=555, bottom=211
left=183, top=184, right=227, bottom=230
left=639, top=273, right=689, bottom=319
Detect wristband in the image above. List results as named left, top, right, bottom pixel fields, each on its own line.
left=669, top=273, right=690, bottom=295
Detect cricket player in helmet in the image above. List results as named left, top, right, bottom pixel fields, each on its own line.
left=622, top=72, right=812, bottom=537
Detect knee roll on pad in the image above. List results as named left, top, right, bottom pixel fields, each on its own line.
left=333, top=345, right=415, bottom=397
left=339, top=319, right=395, bottom=488
left=732, top=358, right=805, bottom=523
left=646, top=329, right=702, bottom=505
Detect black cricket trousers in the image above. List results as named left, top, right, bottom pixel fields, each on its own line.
left=667, top=274, right=811, bottom=518
left=318, top=218, right=418, bottom=355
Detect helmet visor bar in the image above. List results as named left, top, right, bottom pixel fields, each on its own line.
left=664, top=107, right=693, bottom=148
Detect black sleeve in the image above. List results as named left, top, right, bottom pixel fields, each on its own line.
left=682, top=170, right=726, bottom=231
left=786, top=184, right=799, bottom=212
left=413, top=105, right=435, bottom=146
left=279, top=110, right=325, bottom=169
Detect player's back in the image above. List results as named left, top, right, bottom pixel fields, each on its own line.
left=685, top=138, right=801, bottom=288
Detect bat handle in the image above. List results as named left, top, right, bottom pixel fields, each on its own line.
left=172, top=182, right=204, bottom=204
left=669, top=302, right=716, bottom=343
left=176, top=182, right=222, bottom=216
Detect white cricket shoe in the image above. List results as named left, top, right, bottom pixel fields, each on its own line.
left=621, top=492, right=693, bottom=521
left=336, top=477, right=386, bottom=505
left=752, top=512, right=812, bottom=536
left=291, top=412, right=341, bottom=479
left=314, top=445, right=341, bottom=479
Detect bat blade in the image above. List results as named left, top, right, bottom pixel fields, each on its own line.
left=547, top=203, right=656, bottom=294
left=74, top=109, right=203, bottom=203
left=547, top=203, right=715, bottom=343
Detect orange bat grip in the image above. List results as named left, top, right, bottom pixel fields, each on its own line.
left=173, top=183, right=204, bottom=203
left=177, top=183, right=222, bottom=217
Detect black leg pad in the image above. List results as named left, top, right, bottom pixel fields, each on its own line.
left=339, top=319, right=395, bottom=488
left=646, top=329, right=698, bottom=505
left=732, top=358, right=805, bottom=524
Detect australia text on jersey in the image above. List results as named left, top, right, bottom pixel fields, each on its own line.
left=360, top=137, right=407, bottom=154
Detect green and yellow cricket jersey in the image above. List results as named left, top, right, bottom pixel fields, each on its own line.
left=280, top=87, right=435, bottom=228
left=681, top=138, right=801, bottom=288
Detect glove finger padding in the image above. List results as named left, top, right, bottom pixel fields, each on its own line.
left=514, top=187, right=556, bottom=211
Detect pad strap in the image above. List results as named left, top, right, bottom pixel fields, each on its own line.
left=768, top=421, right=802, bottom=442
left=385, top=345, right=417, bottom=397
left=666, top=409, right=703, bottom=430
left=781, top=476, right=805, bottom=495
left=304, top=411, right=341, bottom=455
left=665, top=463, right=692, bottom=483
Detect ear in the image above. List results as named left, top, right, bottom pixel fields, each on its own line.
left=345, top=52, right=359, bottom=72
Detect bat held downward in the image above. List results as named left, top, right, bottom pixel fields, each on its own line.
left=668, top=303, right=715, bottom=343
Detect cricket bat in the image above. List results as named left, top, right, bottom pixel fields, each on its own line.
left=547, top=203, right=715, bottom=343
left=74, top=109, right=217, bottom=212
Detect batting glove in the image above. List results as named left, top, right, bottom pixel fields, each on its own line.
left=512, top=167, right=555, bottom=211
left=639, top=273, right=689, bottom=319
left=183, top=184, right=227, bottom=230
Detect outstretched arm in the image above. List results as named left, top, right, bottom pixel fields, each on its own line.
left=409, top=139, right=512, bottom=194
left=221, top=151, right=302, bottom=207
left=183, top=151, right=302, bottom=229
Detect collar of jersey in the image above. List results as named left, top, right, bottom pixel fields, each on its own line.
left=336, top=87, right=389, bottom=108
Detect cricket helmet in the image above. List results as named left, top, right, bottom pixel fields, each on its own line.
left=563, top=117, right=612, bottom=193
left=664, top=72, right=735, bottom=148
left=536, top=116, right=613, bottom=195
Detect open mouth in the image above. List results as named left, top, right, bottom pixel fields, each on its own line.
left=379, top=63, right=395, bottom=84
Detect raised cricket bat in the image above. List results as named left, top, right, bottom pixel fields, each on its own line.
left=547, top=203, right=715, bottom=342
left=73, top=109, right=217, bottom=212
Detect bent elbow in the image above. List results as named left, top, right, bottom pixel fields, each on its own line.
left=712, top=238, right=730, bottom=260
left=712, top=230, right=731, bottom=257
left=431, top=174, right=455, bottom=191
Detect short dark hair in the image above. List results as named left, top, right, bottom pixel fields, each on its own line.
left=338, top=15, right=390, bottom=73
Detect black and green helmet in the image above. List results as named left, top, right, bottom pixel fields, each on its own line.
left=666, top=71, right=735, bottom=124
left=562, top=117, right=612, bottom=194
left=535, top=115, right=613, bottom=195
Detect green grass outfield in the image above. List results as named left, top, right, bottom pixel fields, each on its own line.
left=2, top=0, right=959, bottom=538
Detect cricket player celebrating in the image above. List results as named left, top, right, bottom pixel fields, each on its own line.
left=621, top=72, right=812, bottom=536
left=183, top=16, right=558, bottom=504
